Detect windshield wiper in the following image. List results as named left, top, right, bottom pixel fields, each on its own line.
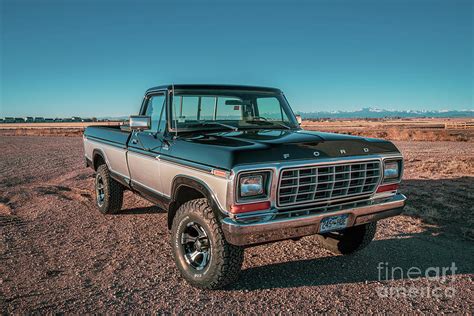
left=246, top=117, right=291, bottom=129
left=188, top=122, right=238, bottom=132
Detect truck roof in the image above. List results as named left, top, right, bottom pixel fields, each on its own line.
left=146, top=84, right=282, bottom=94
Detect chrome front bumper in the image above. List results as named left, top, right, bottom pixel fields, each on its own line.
left=221, top=193, right=406, bottom=246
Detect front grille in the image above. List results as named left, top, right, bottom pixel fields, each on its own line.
left=278, top=160, right=381, bottom=207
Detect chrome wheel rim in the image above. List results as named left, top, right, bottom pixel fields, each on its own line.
left=181, top=222, right=211, bottom=271
left=96, top=175, right=105, bottom=207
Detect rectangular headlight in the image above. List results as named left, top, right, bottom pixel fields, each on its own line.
left=237, top=171, right=271, bottom=201
left=384, top=161, right=400, bottom=180
left=240, top=174, right=264, bottom=197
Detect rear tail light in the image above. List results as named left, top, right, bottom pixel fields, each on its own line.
left=230, top=201, right=270, bottom=214
left=376, top=183, right=399, bottom=193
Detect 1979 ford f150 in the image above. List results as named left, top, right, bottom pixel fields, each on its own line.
left=83, top=84, right=406, bottom=289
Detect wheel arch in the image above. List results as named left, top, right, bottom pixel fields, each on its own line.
left=92, top=149, right=109, bottom=171
left=168, top=175, right=225, bottom=229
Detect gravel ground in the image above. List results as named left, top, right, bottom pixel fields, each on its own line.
left=1, top=136, right=473, bottom=313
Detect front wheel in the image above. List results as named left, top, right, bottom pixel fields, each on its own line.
left=316, top=221, right=377, bottom=255
left=171, top=198, right=244, bottom=289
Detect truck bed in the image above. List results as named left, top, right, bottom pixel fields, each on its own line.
left=83, top=125, right=131, bottom=147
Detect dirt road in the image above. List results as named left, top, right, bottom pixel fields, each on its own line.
left=1, top=136, right=473, bottom=313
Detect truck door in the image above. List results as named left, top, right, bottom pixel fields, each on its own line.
left=127, top=91, right=167, bottom=199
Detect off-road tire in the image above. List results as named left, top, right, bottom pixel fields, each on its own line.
left=316, top=221, right=377, bottom=255
left=95, top=164, right=124, bottom=214
left=171, top=198, right=244, bottom=289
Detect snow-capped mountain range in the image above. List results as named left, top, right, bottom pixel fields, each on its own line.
left=297, top=107, right=473, bottom=119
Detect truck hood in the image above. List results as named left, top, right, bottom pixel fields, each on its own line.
left=165, top=129, right=400, bottom=170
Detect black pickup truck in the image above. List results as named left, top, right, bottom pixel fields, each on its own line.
left=83, top=84, right=406, bottom=289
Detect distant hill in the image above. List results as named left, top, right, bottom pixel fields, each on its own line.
left=297, top=107, right=474, bottom=119
left=97, top=116, right=129, bottom=121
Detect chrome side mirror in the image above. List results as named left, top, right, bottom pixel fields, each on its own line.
left=129, top=115, right=151, bottom=130
left=295, top=115, right=302, bottom=125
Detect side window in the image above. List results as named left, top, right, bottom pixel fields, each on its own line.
left=145, top=94, right=166, bottom=133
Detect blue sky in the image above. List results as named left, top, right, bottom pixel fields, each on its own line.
left=1, top=0, right=472, bottom=117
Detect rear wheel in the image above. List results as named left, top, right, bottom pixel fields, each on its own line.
left=316, top=222, right=377, bottom=255
left=171, top=198, right=244, bottom=289
left=95, top=164, right=124, bottom=214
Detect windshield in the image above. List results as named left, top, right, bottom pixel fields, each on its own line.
left=170, top=89, right=298, bottom=132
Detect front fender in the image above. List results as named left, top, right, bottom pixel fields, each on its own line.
left=168, top=175, right=228, bottom=228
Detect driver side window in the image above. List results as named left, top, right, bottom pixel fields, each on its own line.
left=144, top=94, right=166, bottom=133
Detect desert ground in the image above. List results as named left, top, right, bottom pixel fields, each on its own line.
left=302, top=118, right=474, bottom=142
left=0, top=122, right=121, bottom=137
left=1, top=128, right=473, bottom=313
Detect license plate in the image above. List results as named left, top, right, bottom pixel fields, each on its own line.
left=319, top=214, right=349, bottom=233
